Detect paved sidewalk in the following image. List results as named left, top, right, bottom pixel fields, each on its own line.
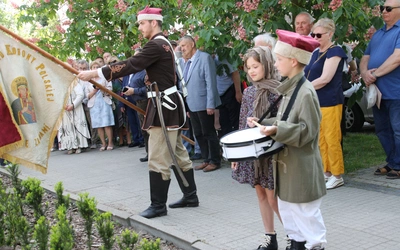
left=2, top=146, right=400, bottom=250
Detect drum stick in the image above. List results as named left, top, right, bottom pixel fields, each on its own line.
left=252, top=120, right=263, bottom=128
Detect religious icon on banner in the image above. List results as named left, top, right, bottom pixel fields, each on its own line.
left=11, top=76, right=37, bottom=125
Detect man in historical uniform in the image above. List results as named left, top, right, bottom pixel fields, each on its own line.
left=78, top=6, right=199, bottom=219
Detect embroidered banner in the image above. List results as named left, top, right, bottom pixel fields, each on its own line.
left=0, top=30, right=74, bottom=173
left=0, top=75, right=24, bottom=155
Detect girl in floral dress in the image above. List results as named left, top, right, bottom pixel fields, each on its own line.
left=231, top=46, right=282, bottom=250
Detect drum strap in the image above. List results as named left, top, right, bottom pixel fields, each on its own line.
left=258, top=76, right=306, bottom=123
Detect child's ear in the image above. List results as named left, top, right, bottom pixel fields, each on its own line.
left=291, top=58, right=299, bottom=68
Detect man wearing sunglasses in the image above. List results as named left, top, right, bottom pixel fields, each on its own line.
left=360, top=0, right=400, bottom=179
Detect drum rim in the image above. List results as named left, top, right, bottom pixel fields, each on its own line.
left=222, top=147, right=284, bottom=162
left=220, top=127, right=272, bottom=146
left=220, top=138, right=271, bottom=148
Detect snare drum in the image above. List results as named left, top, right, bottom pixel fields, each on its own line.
left=220, top=127, right=284, bottom=162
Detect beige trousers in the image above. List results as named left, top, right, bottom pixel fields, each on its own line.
left=148, top=127, right=192, bottom=180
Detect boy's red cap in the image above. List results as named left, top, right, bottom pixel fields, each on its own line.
left=274, top=29, right=320, bottom=65
left=137, top=6, right=163, bottom=22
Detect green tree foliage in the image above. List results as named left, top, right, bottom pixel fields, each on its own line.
left=0, top=179, right=6, bottom=245
left=0, top=0, right=18, bottom=30
left=49, top=205, right=74, bottom=250
left=5, top=162, right=23, bottom=198
left=76, top=192, right=98, bottom=250
left=33, top=216, right=50, bottom=250
left=15, top=0, right=382, bottom=66
left=139, top=238, right=161, bottom=250
left=54, top=181, right=70, bottom=210
left=96, top=212, right=115, bottom=250
left=116, top=228, right=138, bottom=250
left=22, top=177, right=45, bottom=220
left=16, top=216, right=31, bottom=250
left=3, top=185, right=26, bottom=248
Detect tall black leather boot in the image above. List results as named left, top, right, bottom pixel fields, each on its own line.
left=287, top=240, right=306, bottom=250
left=139, top=171, right=170, bottom=219
left=169, top=168, right=199, bottom=208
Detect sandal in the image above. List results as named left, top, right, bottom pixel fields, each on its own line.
left=99, top=146, right=106, bottom=151
left=107, top=146, right=113, bottom=151
left=386, top=170, right=400, bottom=179
left=374, top=165, right=392, bottom=175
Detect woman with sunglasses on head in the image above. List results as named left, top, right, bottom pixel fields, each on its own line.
left=304, top=18, right=347, bottom=190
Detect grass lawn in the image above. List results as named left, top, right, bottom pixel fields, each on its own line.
left=343, top=132, right=386, bottom=174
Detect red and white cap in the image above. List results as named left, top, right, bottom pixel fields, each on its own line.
left=274, top=29, right=320, bottom=65
left=137, top=6, right=163, bottom=22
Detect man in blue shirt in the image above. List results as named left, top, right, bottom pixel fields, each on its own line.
left=360, top=0, right=400, bottom=178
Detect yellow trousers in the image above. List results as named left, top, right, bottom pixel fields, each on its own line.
left=148, top=127, right=192, bottom=180
left=319, top=105, right=344, bottom=175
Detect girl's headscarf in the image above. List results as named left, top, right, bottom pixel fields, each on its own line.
left=243, top=46, right=281, bottom=118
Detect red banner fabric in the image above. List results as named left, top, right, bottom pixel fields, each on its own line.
left=0, top=91, right=23, bottom=152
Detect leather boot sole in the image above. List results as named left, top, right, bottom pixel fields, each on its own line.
left=140, top=210, right=167, bottom=219
left=139, top=207, right=167, bottom=218
left=194, top=162, right=209, bottom=170
left=169, top=202, right=199, bottom=208
left=139, top=157, right=148, bottom=162
left=203, top=163, right=220, bottom=172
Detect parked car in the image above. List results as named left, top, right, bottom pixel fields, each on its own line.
left=343, top=83, right=374, bottom=132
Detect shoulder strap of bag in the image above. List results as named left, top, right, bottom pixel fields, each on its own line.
left=154, top=36, right=188, bottom=97
left=281, top=76, right=306, bottom=121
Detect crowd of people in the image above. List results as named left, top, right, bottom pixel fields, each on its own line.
left=53, top=2, right=400, bottom=250
left=54, top=53, right=147, bottom=159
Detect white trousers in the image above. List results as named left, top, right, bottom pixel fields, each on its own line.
left=278, top=197, right=327, bottom=249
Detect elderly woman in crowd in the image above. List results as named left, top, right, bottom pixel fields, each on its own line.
left=304, top=18, right=347, bottom=189
left=86, top=61, right=115, bottom=151
left=58, top=77, right=90, bottom=154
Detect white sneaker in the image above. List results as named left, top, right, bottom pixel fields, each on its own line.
left=324, top=174, right=331, bottom=182
left=285, top=235, right=291, bottom=249
left=307, top=246, right=324, bottom=250
left=326, top=176, right=344, bottom=189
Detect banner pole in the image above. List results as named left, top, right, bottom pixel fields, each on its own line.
left=0, top=25, right=194, bottom=145
left=0, top=25, right=143, bottom=114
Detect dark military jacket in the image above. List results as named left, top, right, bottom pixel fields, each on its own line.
left=102, top=33, right=187, bottom=130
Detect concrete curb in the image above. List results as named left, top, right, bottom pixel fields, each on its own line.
left=4, top=149, right=400, bottom=250
left=0, top=167, right=213, bottom=250
left=130, top=215, right=207, bottom=250
left=97, top=202, right=218, bottom=250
